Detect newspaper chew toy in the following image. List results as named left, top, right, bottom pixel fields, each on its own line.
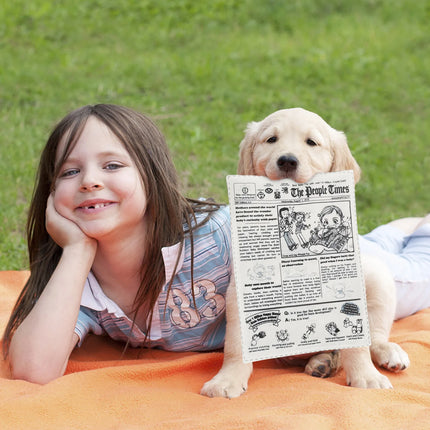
left=226, top=171, right=370, bottom=363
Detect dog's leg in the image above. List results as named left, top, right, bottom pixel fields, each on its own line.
left=341, top=346, right=393, bottom=388
left=342, top=255, right=409, bottom=388
left=200, top=278, right=253, bottom=398
left=363, top=254, right=410, bottom=373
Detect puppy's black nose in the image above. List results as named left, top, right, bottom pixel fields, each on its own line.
left=277, top=155, right=298, bottom=172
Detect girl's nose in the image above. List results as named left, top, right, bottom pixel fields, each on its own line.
left=80, top=183, right=104, bottom=192
left=80, top=172, right=104, bottom=192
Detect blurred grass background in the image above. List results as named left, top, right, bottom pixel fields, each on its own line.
left=0, top=0, right=429, bottom=270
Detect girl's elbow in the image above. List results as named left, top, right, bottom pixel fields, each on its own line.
left=9, top=357, right=65, bottom=384
left=8, top=334, right=77, bottom=384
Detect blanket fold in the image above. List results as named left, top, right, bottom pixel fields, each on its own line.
left=1, top=271, right=429, bottom=430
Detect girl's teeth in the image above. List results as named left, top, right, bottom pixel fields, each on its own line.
left=85, top=203, right=107, bottom=209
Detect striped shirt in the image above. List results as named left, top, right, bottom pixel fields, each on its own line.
left=74, top=206, right=231, bottom=351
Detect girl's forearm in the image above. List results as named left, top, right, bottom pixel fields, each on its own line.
left=8, top=242, right=95, bottom=384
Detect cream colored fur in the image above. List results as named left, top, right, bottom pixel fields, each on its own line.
left=201, top=108, right=409, bottom=398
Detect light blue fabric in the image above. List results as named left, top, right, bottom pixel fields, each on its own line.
left=360, top=223, right=430, bottom=319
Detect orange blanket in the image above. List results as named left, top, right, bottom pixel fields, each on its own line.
left=1, top=271, right=429, bottom=430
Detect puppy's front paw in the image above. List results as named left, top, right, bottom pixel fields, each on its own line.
left=304, top=350, right=341, bottom=378
left=347, top=366, right=393, bottom=389
left=200, top=363, right=252, bottom=399
left=371, top=341, right=410, bottom=372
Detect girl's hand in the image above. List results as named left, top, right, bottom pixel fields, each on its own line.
left=45, top=193, right=96, bottom=251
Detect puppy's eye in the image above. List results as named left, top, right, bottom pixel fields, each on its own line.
left=266, top=136, right=277, bottom=144
left=306, top=138, right=317, bottom=146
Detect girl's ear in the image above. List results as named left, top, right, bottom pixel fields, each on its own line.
left=329, top=128, right=361, bottom=184
left=237, top=121, right=260, bottom=175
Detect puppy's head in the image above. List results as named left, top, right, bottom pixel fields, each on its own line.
left=238, top=108, right=361, bottom=183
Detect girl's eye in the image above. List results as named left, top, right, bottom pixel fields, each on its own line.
left=306, top=138, right=317, bottom=146
left=60, top=168, right=79, bottom=178
left=266, top=136, right=278, bottom=144
left=105, top=163, right=123, bottom=170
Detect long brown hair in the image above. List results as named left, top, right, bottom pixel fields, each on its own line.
left=3, top=104, right=220, bottom=356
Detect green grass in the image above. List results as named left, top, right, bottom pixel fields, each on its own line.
left=1, top=0, right=429, bottom=270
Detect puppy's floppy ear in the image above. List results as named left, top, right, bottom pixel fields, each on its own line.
left=330, top=128, right=361, bottom=184
left=238, top=121, right=260, bottom=175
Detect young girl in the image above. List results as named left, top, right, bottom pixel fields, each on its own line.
left=2, top=104, right=231, bottom=384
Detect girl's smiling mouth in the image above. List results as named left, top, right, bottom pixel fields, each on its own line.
left=77, top=200, right=115, bottom=212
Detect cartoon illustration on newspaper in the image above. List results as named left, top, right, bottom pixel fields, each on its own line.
left=227, top=171, right=370, bottom=363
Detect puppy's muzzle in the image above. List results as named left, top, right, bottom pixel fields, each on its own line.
left=277, top=154, right=299, bottom=173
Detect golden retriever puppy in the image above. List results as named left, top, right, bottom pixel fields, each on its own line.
left=201, top=108, right=409, bottom=398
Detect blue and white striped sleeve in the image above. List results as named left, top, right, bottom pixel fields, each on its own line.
left=74, top=307, right=104, bottom=347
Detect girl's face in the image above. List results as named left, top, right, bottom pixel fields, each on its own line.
left=53, top=116, right=147, bottom=242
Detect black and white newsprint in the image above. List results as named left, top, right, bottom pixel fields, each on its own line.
left=227, top=171, right=371, bottom=363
